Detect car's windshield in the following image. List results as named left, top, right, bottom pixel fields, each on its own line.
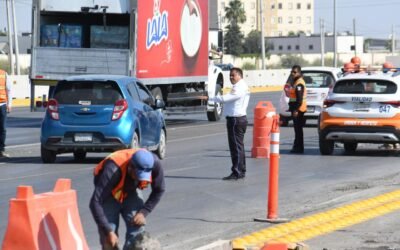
left=302, top=71, right=335, bottom=88
left=333, top=80, right=397, bottom=94
left=53, top=81, right=123, bottom=105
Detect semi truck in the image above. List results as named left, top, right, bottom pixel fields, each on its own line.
left=30, top=0, right=224, bottom=121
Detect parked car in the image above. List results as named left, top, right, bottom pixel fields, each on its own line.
left=318, top=70, right=400, bottom=155
left=279, top=67, right=342, bottom=126
left=215, top=63, right=234, bottom=71
left=40, top=75, right=167, bottom=163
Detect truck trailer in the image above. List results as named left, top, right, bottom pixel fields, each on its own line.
left=30, top=0, right=224, bottom=121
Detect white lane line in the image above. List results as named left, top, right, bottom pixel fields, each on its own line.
left=0, top=167, right=93, bottom=181
left=5, top=143, right=40, bottom=149
left=167, top=132, right=226, bottom=143
left=167, top=122, right=223, bottom=130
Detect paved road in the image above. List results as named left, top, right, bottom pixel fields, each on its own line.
left=1, top=92, right=400, bottom=249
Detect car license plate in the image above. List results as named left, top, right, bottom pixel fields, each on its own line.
left=306, top=106, right=315, bottom=113
left=353, top=103, right=370, bottom=111
left=74, top=133, right=93, bottom=142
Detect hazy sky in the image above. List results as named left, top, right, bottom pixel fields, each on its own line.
left=0, top=0, right=399, bottom=39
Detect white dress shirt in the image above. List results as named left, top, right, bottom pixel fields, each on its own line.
left=211, top=79, right=250, bottom=117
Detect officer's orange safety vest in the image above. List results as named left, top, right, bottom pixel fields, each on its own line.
left=0, top=70, right=8, bottom=104
left=94, top=149, right=139, bottom=203
left=289, top=78, right=307, bottom=112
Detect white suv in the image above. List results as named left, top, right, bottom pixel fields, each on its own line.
left=279, top=67, right=342, bottom=126
left=318, top=70, right=400, bottom=155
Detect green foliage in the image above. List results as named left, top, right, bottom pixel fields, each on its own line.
left=224, top=0, right=246, bottom=25
left=242, top=62, right=256, bottom=70
left=243, top=30, right=263, bottom=54
left=0, top=31, right=7, bottom=36
left=224, top=23, right=244, bottom=56
left=310, top=57, right=344, bottom=67
left=0, top=60, right=11, bottom=73
left=279, top=55, right=309, bottom=68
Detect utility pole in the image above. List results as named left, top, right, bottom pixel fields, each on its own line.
left=333, top=0, right=337, bottom=67
left=11, top=0, right=21, bottom=75
left=353, top=18, right=357, bottom=56
left=5, top=0, right=15, bottom=75
left=320, top=19, right=325, bottom=66
left=260, top=0, right=266, bottom=70
left=392, top=24, right=396, bottom=56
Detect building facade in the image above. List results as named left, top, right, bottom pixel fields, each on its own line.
left=217, top=0, right=314, bottom=37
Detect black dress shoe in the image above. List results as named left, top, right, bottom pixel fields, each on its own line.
left=222, top=173, right=239, bottom=180
left=290, top=149, right=304, bottom=154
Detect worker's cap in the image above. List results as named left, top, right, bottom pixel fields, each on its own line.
left=130, top=150, right=154, bottom=182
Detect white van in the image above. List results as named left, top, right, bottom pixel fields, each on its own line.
left=279, top=67, right=342, bottom=126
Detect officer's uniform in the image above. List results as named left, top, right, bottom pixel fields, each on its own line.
left=289, top=77, right=307, bottom=153
left=211, top=78, right=250, bottom=178
left=0, top=70, right=12, bottom=156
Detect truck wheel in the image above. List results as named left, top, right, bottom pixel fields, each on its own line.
left=319, top=136, right=334, bottom=155
left=344, top=142, right=357, bottom=153
left=155, top=129, right=166, bottom=159
left=73, top=151, right=87, bottom=161
left=207, top=85, right=223, bottom=121
left=41, top=145, right=56, bottom=163
left=130, top=132, right=140, bottom=149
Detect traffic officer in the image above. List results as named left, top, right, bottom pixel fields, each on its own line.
left=288, top=65, right=307, bottom=154
left=0, top=70, right=12, bottom=158
left=209, top=67, right=250, bottom=180
left=89, top=149, right=165, bottom=250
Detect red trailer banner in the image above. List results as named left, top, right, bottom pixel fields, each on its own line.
left=136, top=0, right=208, bottom=80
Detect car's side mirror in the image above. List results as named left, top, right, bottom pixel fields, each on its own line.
left=154, top=99, right=165, bottom=109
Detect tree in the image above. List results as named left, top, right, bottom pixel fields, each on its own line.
left=224, top=0, right=246, bottom=56
left=243, top=30, right=261, bottom=54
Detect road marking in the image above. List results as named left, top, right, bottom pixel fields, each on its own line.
left=0, top=167, right=92, bottom=181
left=5, top=143, right=40, bottom=149
left=232, top=189, right=400, bottom=249
left=168, top=132, right=226, bottom=143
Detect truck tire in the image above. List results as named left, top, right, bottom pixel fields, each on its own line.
left=154, top=129, right=166, bottom=159
left=344, top=142, right=357, bottom=153
left=207, top=85, right=223, bottom=121
left=73, top=151, right=87, bottom=161
left=319, top=136, right=334, bottom=155
left=41, top=145, right=56, bottom=163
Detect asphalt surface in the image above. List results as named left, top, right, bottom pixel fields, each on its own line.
left=1, top=92, right=400, bottom=250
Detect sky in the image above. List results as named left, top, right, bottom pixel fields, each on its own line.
left=0, top=0, right=399, bottom=39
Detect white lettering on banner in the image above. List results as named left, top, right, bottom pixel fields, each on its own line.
left=67, top=209, right=84, bottom=250
left=42, top=213, right=57, bottom=250
left=344, top=120, right=378, bottom=126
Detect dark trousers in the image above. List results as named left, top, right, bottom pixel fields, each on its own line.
left=226, top=116, right=247, bottom=176
left=0, top=105, right=6, bottom=151
left=291, top=111, right=305, bottom=151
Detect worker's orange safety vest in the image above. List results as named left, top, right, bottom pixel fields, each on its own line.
left=289, top=78, right=307, bottom=112
left=0, top=70, right=8, bottom=104
left=94, top=149, right=139, bottom=203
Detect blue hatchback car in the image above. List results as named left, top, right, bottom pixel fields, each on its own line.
left=40, top=75, right=166, bottom=163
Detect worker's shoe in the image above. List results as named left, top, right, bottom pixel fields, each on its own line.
left=0, top=151, right=10, bottom=158
left=222, top=173, right=244, bottom=181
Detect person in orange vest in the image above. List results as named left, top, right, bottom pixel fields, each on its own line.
left=90, top=149, right=165, bottom=250
left=288, top=65, right=307, bottom=154
left=0, top=70, right=12, bottom=158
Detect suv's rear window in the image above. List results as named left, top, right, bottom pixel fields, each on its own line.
left=333, top=80, right=397, bottom=94
left=53, top=81, right=123, bottom=105
left=302, top=72, right=335, bottom=88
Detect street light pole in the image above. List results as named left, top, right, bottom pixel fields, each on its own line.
left=333, top=0, right=337, bottom=67
left=11, top=0, right=21, bottom=75
left=260, top=0, right=266, bottom=70
left=5, top=0, right=15, bottom=75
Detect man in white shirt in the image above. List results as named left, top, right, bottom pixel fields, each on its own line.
left=209, top=67, right=250, bottom=180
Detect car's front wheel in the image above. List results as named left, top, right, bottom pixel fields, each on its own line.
left=155, top=129, right=166, bottom=159
left=319, top=136, right=334, bottom=155
left=41, top=145, right=56, bottom=163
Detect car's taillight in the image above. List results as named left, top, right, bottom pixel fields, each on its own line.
left=323, top=99, right=344, bottom=108
left=47, top=99, right=59, bottom=120
left=380, top=101, right=400, bottom=108
left=112, top=99, right=128, bottom=120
